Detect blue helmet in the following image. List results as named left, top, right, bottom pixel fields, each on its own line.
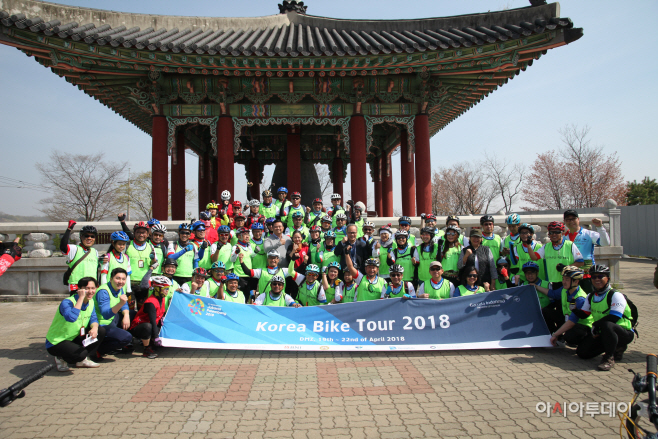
left=306, top=264, right=320, bottom=274
left=147, top=218, right=160, bottom=227
left=291, top=211, right=304, bottom=218
left=506, top=214, right=521, bottom=225
left=522, top=261, right=540, bottom=272
left=224, top=273, right=240, bottom=282
left=324, top=230, right=336, bottom=239
left=211, top=261, right=226, bottom=270
left=251, top=222, right=264, bottom=230
left=178, top=223, right=192, bottom=231
left=265, top=217, right=275, bottom=224
left=191, top=221, right=206, bottom=231
left=199, top=211, right=211, bottom=221
left=277, top=187, right=288, bottom=194
left=327, top=261, right=341, bottom=271
left=110, top=231, right=130, bottom=242
left=218, top=225, right=231, bottom=234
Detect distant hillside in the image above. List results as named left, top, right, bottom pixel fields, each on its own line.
left=0, top=212, right=49, bottom=223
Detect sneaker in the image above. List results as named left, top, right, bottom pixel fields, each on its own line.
left=54, top=357, right=69, bottom=372
left=143, top=346, right=158, bottom=359
left=75, top=358, right=100, bottom=368
left=597, top=354, right=615, bottom=371
left=614, top=346, right=626, bottom=362
left=555, top=339, right=566, bottom=348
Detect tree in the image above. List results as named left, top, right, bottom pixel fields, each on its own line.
left=626, top=177, right=658, bottom=205
left=483, top=153, right=526, bottom=214
left=522, top=125, right=627, bottom=210
left=314, top=163, right=333, bottom=203
left=116, top=171, right=195, bottom=220
left=431, top=162, right=496, bottom=215
left=36, top=151, right=127, bottom=221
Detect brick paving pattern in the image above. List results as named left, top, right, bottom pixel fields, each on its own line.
left=0, top=260, right=656, bottom=438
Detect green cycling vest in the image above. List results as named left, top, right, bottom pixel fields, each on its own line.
left=522, top=279, right=551, bottom=308
left=262, top=291, right=288, bottom=306
left=126, top=241, right=154, bottom=282
left=106, top=252, right=131, bottom=280
left=233, top=243, right=253, bottom=278
left=457, top=285, right=485, bottom=296
left=94, top=283, right=123, bottom=327
left=560, top=286, right=593, bottom=327
left=257, top=267, right=284, bottom=296
left=250, top=240, right=268, bottom=269
left=481, top=234, right=501, bottom=265
left=320, top=246, right=340, bottom=269
left=68, top=246, right=99, bottom=286
left=173, top=242, right=194, bottom=278
left=196, top=242, right=213, bottom=270
left=544, top=240, right=576, bottom=283
left=224, top=289, right=246, bottom=304
left=46, top=296, right=94, bottom=346
left=259, top=203, right=278, bottom=219
left=423, top=279, right=453, bottom=300
left=213, top=242, right=234, bottom=271
left=152, top=242, right=165, bottom=275
left=324, top=279, right=342, bottom=303
left=354, top=218, right=364, bottom=238
left=418, top=244, right=439, bottom=282
left=512, top=241, right=543, bottom=282
left=208, top=278, right=222, bottom=298
left=286, top=205, right=306, bottom=229
left=163, top=279, right=180, bottom=311
left=589, top=290, right=632, bottom=330
left=387, top=283, right=410, bottom=299
left=393, top=246, right=416, bottom=282
left=341, top=283, right=357, bottom=303
left=440, top=246, right=461, bottom=273
left=356, top=275, right=387, bottom=302
left=297, top=281, right=323, bottom=306
left=185, top=281, right=211, bottom=298
left=378, top=245, right=392, bottom=277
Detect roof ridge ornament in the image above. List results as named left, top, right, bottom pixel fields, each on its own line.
left=278, top=0, right=307, bottom=14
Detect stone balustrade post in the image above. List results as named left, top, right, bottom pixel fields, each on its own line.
left=604, top=199, right=622, bottom=286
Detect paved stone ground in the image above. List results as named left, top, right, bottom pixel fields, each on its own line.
left=0, top=260, right=656, bottom=439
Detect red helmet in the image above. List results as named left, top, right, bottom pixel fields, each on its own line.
left=313, top=198, right=323, bottom=204
left=310, top=225, right=321, bottom=232
left=236, top=227, right=249, bottom=235
left=426, top=214, right=437, bottom=221
left=232, top=200, right=242, bottom=207
left=192, top=267, right=208, bottom=277
left=547, top=221, right=566, bottom=232
left=234, top=212, right=246, bottom=220
left=291, top=191, right=301, bottom=198
left=134, top=221, right=149, bottom=231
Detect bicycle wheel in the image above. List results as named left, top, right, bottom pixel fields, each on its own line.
left=626, top=399, right=657, bottom=439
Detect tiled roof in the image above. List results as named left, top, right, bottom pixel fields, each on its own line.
left=0, top=2, right=578, bottom=57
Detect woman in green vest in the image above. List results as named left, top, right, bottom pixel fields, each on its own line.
left=46, top=277, right=106, bottom=371
left=417, top=261, right=456, bottom=300
left=455, top=267, right=485, bottom=296
left=100, top=231, right=132, bottom=292
left=308, top=226, right=323, bottom=265
left=439, top=225, right=462, bottom=286
left=167, top=223, right=197, bottom=285
left=207, top=261, right=226, bottom=299
left=217, top=273, right=246, bottom=303
left=294, top=264, right=326, bottom=306
left=231, top=227, right=255, bottom=294
left=333, top=266, right=357, bottom=303
left=492, top=257, right=516, bottom=291
left=417, top=228, right=440, bottom=284
left=253, top=275, right=301, bottom=307
left=319, top=231, right=340, bottom=270
left=387, top=231, right=419, bottom=285
left=373, top=225, right=394, bottom=280
left=321, top=262, right=343, bottom=304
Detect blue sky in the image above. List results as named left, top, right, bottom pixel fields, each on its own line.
left=1, top=0, right=656, bottom=216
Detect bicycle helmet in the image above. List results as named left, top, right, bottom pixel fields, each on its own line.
left=291, top=211, right=304, bottom=219
left=330, top=193, right=341, bottom=200
left=425, top=214, right=437, bottom=222
left=262, top=189, right=273, bottom=197
left=277, top=187, right=288, bottom=194
left=232, top=200, right=242, bottom=209
left=221, top=191, right=231, bottom=201
left=251, top=222, right=264, bottom=230
left=327, top=261, right=341, bottom=271
left=354, top=203, right=364, bottom=212
left=547, top=221, right=566, bottom=232
left=561, top=265, right=584, bottom=280
left=522, top=261, right=540, bottom=272
left=390, top=264, right=404, bottom=273
left=496, top=257, right=509, bottom=266
left=236, top=227, right=249, bottom=235
left=249, top=199, right=260, bottom=207
left=218, top=225, right=230, bottom=234
left=211, top=261, right=226, bottom=270
left=395, top=230, right=409, bottom=239
left=324, top=231, right=336, bottom=239
left=379, top=225, right=392, bottom=236
left=192, top=221, right=206, bottom=231
left=505, top=213, right=521, bottom=225
left=321, top=215, right=332, bottom=223
left=233, top=212, right=246, bottom=220
left=420, top=227, right=435, bottom=237
left=151, top=224, right=167, bottom=234
left=335, top=213, right=347, bottom=220
left=363, top=221, right=375, bottom=229
left=480, top=215, right=494, bottom=225
left=518, top=223, right=534, bottom=234
left=267, top=249, right=280, bottom=258
left=206, top=201, right=219, bottom=209
left=446, top=215, right=460, bottom=225
left=399, top=216, right=411, bottom=225
left=365, top=258, right=380, bottom=267
left=270, top=275, right=285, bottom=284
left=589, top=265, right=610, bottom=276
left=134, top=221, right=149, bottom=231
left=80, top=225, right=98, bottom=236
left=110, top=231, right=130, bottom=242
left=306, top=264, right=320, bottom=274
left=192, top=267, right=209, bottom=278
left=312, top=198, right=323, bottom=205
left=147, top=218, right=160, bottom=227
left=178, top=223, right=192, bottom=232
left=265, top=218, right=275, bottom=225
left=445, top=225, right=461, bottom=235
left=309, top=225, right=321, bottom=232
left=163, top=258, right=178, bottom=267
left=150, top=276, right=173, bottom=288
left=223, top=273, right=239, bottom=282
left=291, top=191, right=301, bottom=199
left=199, top=211, right=211, bottom=220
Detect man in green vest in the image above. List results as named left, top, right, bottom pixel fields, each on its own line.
left=480, top=215, right=501, bottom=263
left=416, top=261, right=456, bottom=299
left=216, top=273, right=246, bottom=303
left=210, top=225, right=234, bottom=271
left=94, top=267, right=133, bottom=359
left=293, top=264, right=327, bottom=306
left=544, top=266, right=592, bottom=348
left=574, top=265, right=635, bottom=371
left=528, top=221, right=584, bottom=289
left=122, top=221, right=158, bottom=309
left=344, top=252, right=387, bottom=302
left=258, top=189, right=278, bottom=220
left=59, top=221, right=101, bottom=293
left=253, top=275, right=301, bottom=307
left=305, top=198, right=325, bottom=229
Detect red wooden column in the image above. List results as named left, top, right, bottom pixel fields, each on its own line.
left=171, top=129, right=186, bottom=221
left=414, top=114, right=432, bottom=215
left=374, top=158, right=383, bottom=216
left=217, top=116, right=234, bottom=199
left=209, top=156, right=218, bottom=201
left=151, top=116, right=169, bottom=220
left=382, top=153, right=393, bottom=217
left=249, top=158, right=261, bottom=197
left=198, top=152, right=209, bottom=213
left=350, top=115, right=367, bottom=205
left=287, top=126, right=301, bottom=193
left=399, top=130, right=416, bottom=216
left=332, top=158, right=344, bottom=198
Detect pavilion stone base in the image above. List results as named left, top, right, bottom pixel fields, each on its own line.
left=271, top=160, right=322, bottom=208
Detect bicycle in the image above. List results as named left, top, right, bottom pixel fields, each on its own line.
left=0, top=364, right=53, bottom=407
left=621, top=353, right=658, bottom=438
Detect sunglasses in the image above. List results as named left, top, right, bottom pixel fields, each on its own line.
left=467, top=274, right=478, bottom=278
left=271, top=283, right=284, bottom=287
left=548, top=231, right=562, bottom=235
left=590, top=274, right=608, bottom=280
left=430, top=267, right=442, bottom=272
left=292, top=197, right=301, bottom=200
left=446, top=232, right=457, bottom=236
left=82, top=234, right=96, bottom=239
left=390, top=273, right=402, bottom=277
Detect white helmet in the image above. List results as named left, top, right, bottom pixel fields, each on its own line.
left=150, top=276, right=173, bottom=287
left=249, top=199, right=260, bottom=207
left=267, top=249, right=280, bottom=258
left=151, top=224, right=167, bottom=233
left=335, top=213, right=347, bottom=220
left=221, top=190, right=231, bottom=201
left=363, top=221, right=375, bottom=228
left=330, top=193, right=342, bottom=200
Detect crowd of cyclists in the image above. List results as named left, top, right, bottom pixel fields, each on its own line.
left=45, top=184, right=635, bottom=374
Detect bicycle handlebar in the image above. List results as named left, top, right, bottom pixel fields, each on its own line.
left=647, top=354, right=657, bottom=377
left=0, top=363, right=53, bottom=407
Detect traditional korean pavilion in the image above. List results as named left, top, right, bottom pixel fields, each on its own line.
left=0, top=0, right=582, bottom=220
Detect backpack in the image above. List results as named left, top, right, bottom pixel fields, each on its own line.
left=588, top=289, right=639, bottom=331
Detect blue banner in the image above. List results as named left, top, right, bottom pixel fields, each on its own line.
left=160, top=285, right=552, bottom=351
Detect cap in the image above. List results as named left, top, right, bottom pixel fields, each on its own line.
left=429, top=261, right=442, bottom=269
left=469, top=229, right=483, bottom=238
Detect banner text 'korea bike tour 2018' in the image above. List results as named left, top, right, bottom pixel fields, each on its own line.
left=160, top=285, right=552, bottom=351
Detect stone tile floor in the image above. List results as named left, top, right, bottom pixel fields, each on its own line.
left=0, top=260, right=656, bottom=438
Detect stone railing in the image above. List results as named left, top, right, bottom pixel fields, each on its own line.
left=0, top=204, right=623, bottom=300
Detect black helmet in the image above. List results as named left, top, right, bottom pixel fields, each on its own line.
left=80, top=225, right=98, bottom=235
left=420, top=227, right=435, bottom=237
left=589, top=265, right=610, bottom=276
left=480, top=215, right=494, bottom=225
left=163, top=258, right=178, bottom=267
left=446, top=215, right=460, bottom=225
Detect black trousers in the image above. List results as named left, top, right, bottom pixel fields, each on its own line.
left=577, top=321, right=635, bottom=359
left=238, top=277, right=257, bottom=303
left=563, top=323, right=590, bottom=346
left=130, top=322, right=160, bottom=341
left=541, top=301, right=563, bottom=334
left=46, top=326, right=107, bottom=364
left=97, top=316, right=132, bottom=355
